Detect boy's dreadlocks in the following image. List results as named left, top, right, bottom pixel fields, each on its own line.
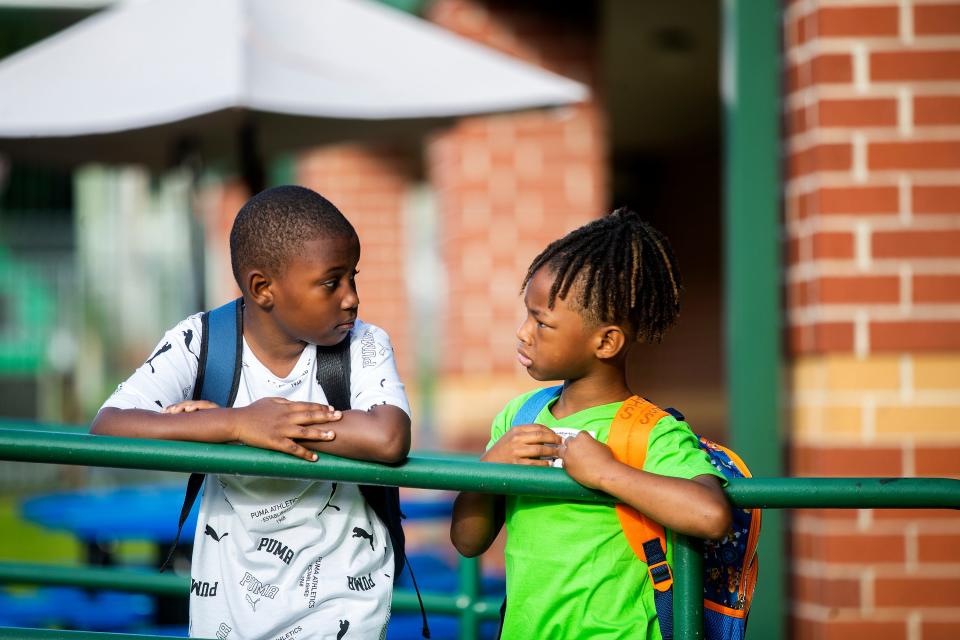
left=522, top=207, right=682, bottom=343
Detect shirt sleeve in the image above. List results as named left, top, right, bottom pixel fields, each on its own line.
left=348, top=321, right=411, bottom=416
left=643, top=415, right=727, bottom=484
left=100, top=314, right=203, bottom=412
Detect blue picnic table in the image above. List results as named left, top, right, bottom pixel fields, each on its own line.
left=21, top=483, right=199, bottom=544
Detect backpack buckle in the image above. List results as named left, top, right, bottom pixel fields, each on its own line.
left=648, top=559, right=673, bottom=592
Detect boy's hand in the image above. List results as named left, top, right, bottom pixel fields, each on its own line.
left=558, top=431, right=616, bottom=489
left=163, top=400, right=220, bottom=414
left=481, top=424, right=562, bottom=466
left=233, top=397, right=340, bottom=462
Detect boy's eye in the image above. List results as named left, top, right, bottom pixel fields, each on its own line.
left=322, top=279, right=338, bottom=289
left=536, top=321, right=548, bottom=329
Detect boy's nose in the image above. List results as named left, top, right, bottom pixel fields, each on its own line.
left=516, top=318, right=532, bottom=344
left=341, top=288, right=359, bottom=310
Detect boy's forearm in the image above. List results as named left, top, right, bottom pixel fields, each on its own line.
left=90, top=407, right=237, bottom=443
left=300, top=404, right=410, bottom=464
left=450, top=492, right=504, bottom=557
left=598, top=464, right=732, bottom=540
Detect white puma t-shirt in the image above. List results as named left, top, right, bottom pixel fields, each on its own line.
left=102, top=313, right=410, bottom=640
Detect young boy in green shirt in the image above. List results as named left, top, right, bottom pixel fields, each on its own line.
left=450, top=208, right=731, bottom=639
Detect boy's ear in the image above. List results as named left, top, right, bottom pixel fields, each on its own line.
left=246, top=270, right=274, bottom=309
left=594, top=325, right=627, bottom=360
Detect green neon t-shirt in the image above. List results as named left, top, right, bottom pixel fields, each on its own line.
left=486, top=390, right=726, bottom=640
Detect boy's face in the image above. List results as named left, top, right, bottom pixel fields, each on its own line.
left=516, top=267, right=598, bottom=381
left=267, top=234, right=361, bottom=346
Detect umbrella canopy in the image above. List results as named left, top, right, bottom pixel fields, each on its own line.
left=0, top=0, right=587, bottom=172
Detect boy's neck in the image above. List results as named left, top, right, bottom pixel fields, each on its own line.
left=242, top=302, right=308, bottom=379
left=551, top=366, right=632, bottom=419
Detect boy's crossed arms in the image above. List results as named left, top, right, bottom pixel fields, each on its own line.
left=95, top=396, right=409, bottom=464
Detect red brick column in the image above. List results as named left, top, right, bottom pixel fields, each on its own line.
left=426, top=0, right=607, bottom=443
left=784, top=2, right=960, bottom=637
left=296, top=144, right=415, bottom=382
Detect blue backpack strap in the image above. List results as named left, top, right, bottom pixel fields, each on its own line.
left=511, top=385, right=562, bottom=427
left=642, top=538, right=674, bottom=640
left=160, top=298, right=243, bottom=573
left=194, top=298, right=243, bottom=406
left=494, top=385, right=562, bottom=638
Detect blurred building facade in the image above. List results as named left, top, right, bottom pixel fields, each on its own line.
left=0, top=1, right=958, bottom=638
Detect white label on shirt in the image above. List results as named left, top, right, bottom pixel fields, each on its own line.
left=548, top=428, right=597, bottom=468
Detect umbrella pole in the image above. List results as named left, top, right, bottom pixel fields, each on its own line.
left=239, top=121, right=265, bottom=196
left=186, top=166, right=207, bottom=312
left=172, top=137, right=208, bottom=312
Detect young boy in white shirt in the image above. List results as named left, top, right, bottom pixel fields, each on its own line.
left=93, top=185, right=411, bottom=640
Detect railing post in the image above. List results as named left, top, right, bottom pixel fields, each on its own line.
left=457, top=555, right=481, bottom=640
left=673, top=534, right=704, bottom=640
left=723, top=0, right=785, bottom=635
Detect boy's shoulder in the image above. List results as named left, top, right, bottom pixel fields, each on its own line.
left=342, top=319, right=410, bottom=415
left=178, top=311, right=205, bottom=332
left=489, top=387, right=561, bottom=436
left=500, top=387, right=553, bottom=416
left=347, top=319, right=394, bottom=364
left=165, top=311, right=208, bottom=365
left=153, top=311, right=206, bottom=367
left=163, top=312, right=206, bottom=347
left=349, top=318, right=389, bottom=341
left=496, top=389, right=689, bottom=422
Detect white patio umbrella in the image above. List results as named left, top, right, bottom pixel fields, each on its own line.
left=0, top=0, right=587, bottom=189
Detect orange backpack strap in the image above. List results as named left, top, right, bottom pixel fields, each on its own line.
left=608, top=396, right=674, bottom=594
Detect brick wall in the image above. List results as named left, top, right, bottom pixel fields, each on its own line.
left=426, top=0, right=607, bottom=444
left=784, top=1, right=960, bottom=637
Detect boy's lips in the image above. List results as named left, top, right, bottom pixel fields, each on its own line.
left=517, top=350, right=533, bottom=367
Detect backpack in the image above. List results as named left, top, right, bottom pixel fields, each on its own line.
left=162, top=298, right=429, bottom=637
left=513, top=386, right=760, bottom=640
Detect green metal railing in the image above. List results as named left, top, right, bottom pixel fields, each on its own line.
left=1, top=423, right=958, bottom=640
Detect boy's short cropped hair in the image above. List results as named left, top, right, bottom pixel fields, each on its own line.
left=522, top=207, right=682, bottom=344
left=229, top=185, right=357, bottom=287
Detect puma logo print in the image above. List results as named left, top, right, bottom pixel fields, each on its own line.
left=337, top=620, right=349, bottom=639
left=317, top=483, right=341, bottom=517
left=245, top=594, right=259, bottom=611
left=154, top=400, right=163, bottom=408
left=352, top=526, right=374, bottom=550
left=204, top=525, right=228, bottom=542
left=379, top=378, right=386, bottom=387
left=346, top=574, right=375, bottom=591
left=145, top=342, right=172, bottom=373
left=182, top=329, right=199, bottom=361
